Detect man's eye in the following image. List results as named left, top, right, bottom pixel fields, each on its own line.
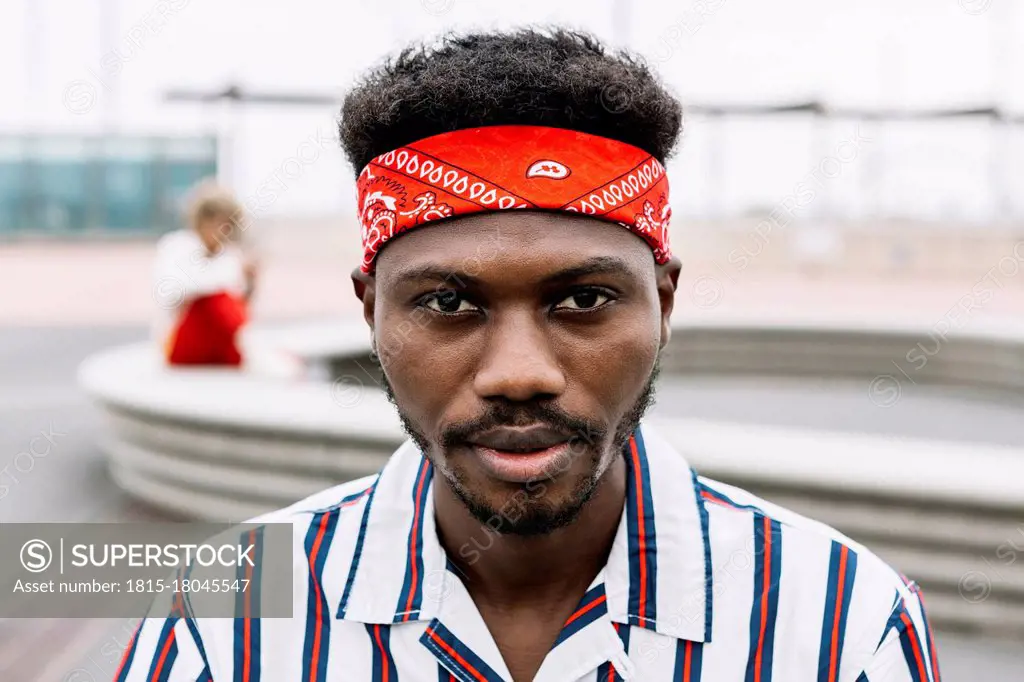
left=554, top=290, right=613, bottom=311
left=422, top=291, right=478, bottom=314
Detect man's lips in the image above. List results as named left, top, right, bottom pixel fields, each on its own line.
left=465, top=425, right=574, bottom=483
left=469, top=442, right=573, bottom=484
left=467, top=425, right=571, bottom=452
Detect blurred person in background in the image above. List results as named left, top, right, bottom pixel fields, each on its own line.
left=152, top=179, right=257, bottom=367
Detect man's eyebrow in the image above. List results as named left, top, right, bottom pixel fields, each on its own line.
left=388, top=256, right=636, bottom=288
left=389, top=266, right=480, bottom=288
left=540, top=256, right=636, bottom=284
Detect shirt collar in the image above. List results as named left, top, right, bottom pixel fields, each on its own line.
left=602, top=421, right=713, bottom=643
left=336, top=420, right=714, bottom=644
left=336, top=439, right=449, bottom=623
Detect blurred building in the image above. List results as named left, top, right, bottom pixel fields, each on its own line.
left=0, top=133, right=216, bottom=236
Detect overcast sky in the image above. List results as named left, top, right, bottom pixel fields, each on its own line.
left=2, top=0, right=1022, bottom=220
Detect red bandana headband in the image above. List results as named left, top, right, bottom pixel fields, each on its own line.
left=356, top=125, right=672, bottom=273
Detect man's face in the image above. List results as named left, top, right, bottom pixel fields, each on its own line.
left=356, top=212, right=679, bottom=535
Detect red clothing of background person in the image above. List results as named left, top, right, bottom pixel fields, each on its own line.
left=164, top=291, right=248, bottom=366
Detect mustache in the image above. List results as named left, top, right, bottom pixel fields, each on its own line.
left=439, top=402, right=607, bottom=450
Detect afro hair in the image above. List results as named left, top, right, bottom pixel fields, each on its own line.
left=339, top=27, right=683, bottom=176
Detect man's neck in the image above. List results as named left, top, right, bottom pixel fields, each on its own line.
left=434, top=455, right=627, bottom=608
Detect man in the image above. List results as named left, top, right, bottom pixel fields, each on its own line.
left=119, top=29, right=940, bottom=681
left=153, top=179, right=257, bottom=367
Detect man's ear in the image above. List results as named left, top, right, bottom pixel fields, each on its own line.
left=351, top=267, right=376, bottom=335
left=655, top=256, right=681, bottom=350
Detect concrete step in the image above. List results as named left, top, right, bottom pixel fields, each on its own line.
left=873, top=543, right=1024, bottom=602
left=907, top=588, right=1024, bottom=638
left=753, top=489, right=1024, bottom=555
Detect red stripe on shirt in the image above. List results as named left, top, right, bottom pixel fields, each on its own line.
left=426, top=628, right=489, bottom=682
left=564, top=594, right=608, bottom=627
left=754, top=515, right=772, bottom=682
left=629, top=436, right=648, bottom=621
left=900, top=611, right=930, bottom=682
left=828, top=545, right=850, bottom=682
left=307, top=512, right=332, bottom=682
left=403, top=461, right=430, bottom=621
left=149, top=628, right=177, bottom=682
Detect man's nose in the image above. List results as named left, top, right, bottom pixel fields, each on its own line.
left=472, top=312, right=567, bottom=402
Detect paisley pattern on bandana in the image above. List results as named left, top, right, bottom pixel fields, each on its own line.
left=355, top=125, right=672, bottom=273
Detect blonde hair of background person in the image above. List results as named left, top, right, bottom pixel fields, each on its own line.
left=186, top=179, right=258, bottom=283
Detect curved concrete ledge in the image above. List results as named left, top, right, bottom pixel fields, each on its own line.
left=662, top=317, right=1024, bottom=393
left=78, top=316, right=1024, bottom=636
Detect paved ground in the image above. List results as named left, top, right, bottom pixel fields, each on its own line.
left=0, top=325, right=155, bottom=525
left=1, top=325, right=1022, bottom=679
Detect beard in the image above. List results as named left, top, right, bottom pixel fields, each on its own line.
left=379, top=357, right=661, bottom=537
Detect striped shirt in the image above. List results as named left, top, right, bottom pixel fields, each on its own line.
left=116, top=421, right=941, bottom=681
